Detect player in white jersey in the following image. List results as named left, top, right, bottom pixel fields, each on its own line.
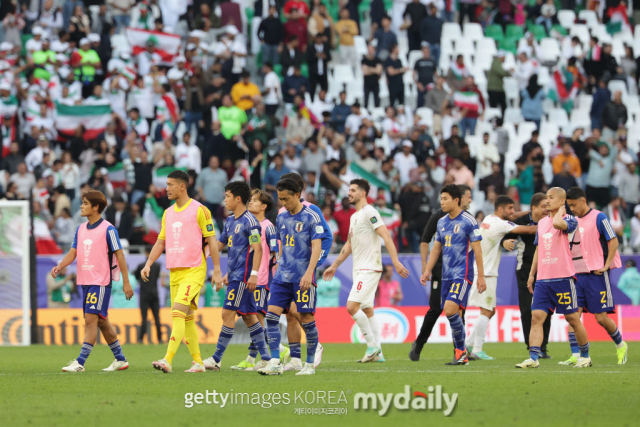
left=323, top=179, right=409, bottom=362
left=465, top=196, right=536, bottom=360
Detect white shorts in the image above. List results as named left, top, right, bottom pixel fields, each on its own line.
left=467, top=276, right=498, bottom=310
left=348, top=270, right=382, bottom=309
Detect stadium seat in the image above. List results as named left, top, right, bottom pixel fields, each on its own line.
left=608, top=80, right=628, bottom=101
left=628, top=125, right=640, bottom=153
left=578, top=10, right=598, bottom=29
left=503, top=77, right=520, bottom=106
left=539, top=38, right=560, bottom=63
left=484, top=107, right=502, bottom=121
left=557, top=10, right=576, bottom=29
left=549, top=108, right=569, bottom=127
left=333, top=64, right=355, bottom=86
left=353, top=35, right=368, bottom=58
left=611, top=39, right=626, bottom=61
left=442, top=23, right=462, bottom=42
left=570, top=25, right=590, bottom=46
left=456, top=38, right=475, bottom=55
left=369, top=107, right=386, bottom=123
left=569, top=109, right=592, bottom=131
left=408, top=50, right=422, bottom=71
left=500, top=38, right=518, bottom=55
left=506, top=25, right=524, bottom=40
left=613, top=29, right=634, bottom=45
left=463, top=23, right=484, bottom=42
left=518, top=121, right=538, bottom=142
left=537, top=66, right=550, bottom=86
left=478, top=37, right=497, bottom=56
left=503, top=108, right=523, bottom=124
left=484, top=24, right=504, bottom=43
left=415, top=107, right=434, bottom=127
left=551, top=24, right=568, bottom=36
left=529, top=25, right=546, bottom=42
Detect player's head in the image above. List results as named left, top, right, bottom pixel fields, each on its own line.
left=545, top=187, right=566, bottom=212
left=458, top=184, right=472, bottom=210
left=276, top=178, right=302, bottom=213
left=249, top=188, right=274, bottom=216
left=224, top=181, right=251, bottom=211
left=80, top=189, right=107, bottom=217
left=566, top=186, right=588, bottom=217
left=348, top=179, right=370, bottom=205
left=440, top=184, right=462, bottom=213
left=494, top=195, right=515, bottom=220
left=280, top=172, right=305, bottom=195
left=166, top=170, right=189, bottom=200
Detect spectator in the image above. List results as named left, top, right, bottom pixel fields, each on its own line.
left=487, top=51, right=511, bottom=117
left=257, top=5, right=284, bottom=67
left=283, top=144, right=302, bottom=173
left=376, top=264, right=404, bottom=306
left=316, top=267, right=342, bottom=307
left=261, top=63, right=282, bottom=116
left=218, top=94, right=247, bottom=141
left=515, top=51, right=537, bottom=91
left=446, top=158, right=475, bottom=188
left=631, top=208, right=640, bottom=251
left=535, top=0, right=556, bottom=33
left=477, top=133, right=500, bottom=179
left=335, top=9, right=359, bottom=74
left=246, top=103, right=273, bottom=147
left=550, top=162, right=579, bottom=191
left=306, top=33, right=331, bottom=101
left=309, top=89, right=334, bottom=119
left=457, top=76, right=484, bottom=137
left=285, top=105, right=314, bottom=141
left=402, top=0, right=428, bottom=52
left=601, top=91, right=627, bottom=143
left=514, top=157, right=535, bottom=209
left=283, top=0, right=310, bottom=19
left=522, top=130, right=543, bottom=158
left=443, top=124, right=467, bottom=159
left=619, top=162, right=640, bottom=218
left=552, top=141, right=582, bottom=178
left=105, top=196, right=133, bottom=243
left=361, top=44, right=383, bottom=109
left=284, top=7, right=308, bottom=52
left=617, top=259, right=640, bottom=304
left=264, top=154, right=290, bottom=200
left=414, top=44, right=436, bottom=108
left=425, top=75, right=448, bottom=136
left=521, top=75, right=545, bottom=129
left=9, top=162, right=35, bottom=199
left=231, top=70, right=261, bottom=112
left=394, top=140, right=418, bottom=185
left=606, top=197, right=626, bottom=241
left=333, top=197, right=355, bottom=243
left=280, top=36, right=304, bottom=76
left=135, top=246, right=162, bottom=343
left=2, top=142, right=24, bottom=175
left=308, top=3, right=335, bottom=46
left=282, top=65, right=309, bottom=105
left=53, top=207, right=75, bottom=249
left=447, top=54, right=468, bottom=92
left=398, top=182, right=431, bottom=252
left=420, top=4, right=443, bottom=65
left=301, top=138, right=326, bottom=176
left=331, top=91, right=351, bottom=133
left=459, top=0, right=477, bottom=26
left=373, top=15, right=397, bottom=59
left=196, top=156, right=228, bottom=221
left=586, top=142, right=617, bottom=208
left=384, top=44, right=407, bottom=107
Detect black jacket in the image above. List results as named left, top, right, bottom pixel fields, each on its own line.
left=601, top=101, right=627, bottom=130
left=280, top=46, right=304, bottom=72
left=105, top=207, right=133, bottom=241
left=421, top=208, right=447, bottom=277
left=257, top=16, right=285, bottom=45
left=135, top=262, right=160, bottom=298
left=306, top=43, right=332, bottom=76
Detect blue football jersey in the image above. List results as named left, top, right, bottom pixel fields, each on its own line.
left=274, top=207, right=324, bottom=283
left=219, top=211, right=262, bottom=283
left=435, top=211, right=482, bottom=283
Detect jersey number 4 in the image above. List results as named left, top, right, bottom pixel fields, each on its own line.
left=444, top=235, right=452, bottom=247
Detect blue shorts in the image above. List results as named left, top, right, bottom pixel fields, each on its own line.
left=224, top=281, right=257, bottom=316
left=531, top=278, right=579, bottom=315
left=440, top=279, right=471, bottom=310
left=576, top=272, right=615, bottom=314
left=268, top=279, right=317, bottom=313
left=254, top=286, right=269, bottom=314
left=81, top=285, right=111, bottom=318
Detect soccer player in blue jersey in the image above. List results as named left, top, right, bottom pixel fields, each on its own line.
left=422, top=184, right=487, bottom=365
left=258, top=178, right=323, bottom=376
left=202, top=181, right=271, bottom=371
left=278, top=172, right=333, bottom=370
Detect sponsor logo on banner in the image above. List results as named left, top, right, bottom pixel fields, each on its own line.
left=350, top=307, right=409, bottom=343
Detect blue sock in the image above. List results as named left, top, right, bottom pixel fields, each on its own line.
left=529, top=346, right=542, bottom=361
left=302, top=321, right=319, bottom=364
left=265, top=312, right=281, bottom=360
left=212, top=326, right=234, bottom=363
left=568, top=332, right=579, bottom=355
left=447, top=314, right=465, bottom=351
left=77, top=342, right=93, bottom=366
left=108, top=340, right=126, bottom=362
left=609, top=328, right=623, bottom=345
left=248, top=322, right=271, bottom=361
left=290, top=342, right=301, bottom=359
left=579, top=342, right=590, bottom=358
left=248, top=343, right=258, bottom=359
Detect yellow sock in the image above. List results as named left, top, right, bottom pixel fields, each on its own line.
left=184, top=314, right=202, bottom=365
left=165, top=310, right=186, bottom=364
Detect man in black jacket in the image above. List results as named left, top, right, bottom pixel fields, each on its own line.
left=257, top=5, right=284, bottom=67
left=409, top=184, right=471, bottom=361
left=105, top=197, right=133, bottom=242
left=306, top=33, right=331, bottom=101
left=500, top=193, right=552, bottom=358
left=601, top=91, right=627, bottom=142
left=135, top=247, right=162, bottom=343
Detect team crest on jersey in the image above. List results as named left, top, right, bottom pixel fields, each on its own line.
left=295, top=221, right=304, bottom=232
left=235, top=224, right=242, bottom=234
left=453, top=224, right=461, bottom=234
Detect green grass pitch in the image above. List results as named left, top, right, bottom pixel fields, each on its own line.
left=1, top=342, right=638, bottom=427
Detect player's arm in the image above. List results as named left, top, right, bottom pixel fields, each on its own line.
left=470, top=240, right=487, bottom=293
left=207, top=235, right=224, bottom=290
left=376, top=224, right=409, bottom=278
left=301, top=239, right=322, bottom=291
left=51, top=248, right=77, bottom=278
left=510, top=225, right=537, bottom=234
left=527, top=247, right=539, bottom=293
left=247, top=230, right=263, bottom=291
left=595, top=214, right=620, bottom=275
left=323, top=235, right=351, bottom=281
left=421, top=241, right=441, bottom=285
left=114, top=249, right=134, bottom=299
left=513, top=210, right=530, bottom=219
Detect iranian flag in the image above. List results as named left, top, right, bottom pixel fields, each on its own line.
left=34, top=217, right=62, bottom=254
left=586, top=44, right=601, bottom=61
left=606, top=5, right=630, bottom=35
left=143, top=196, right=164, bottom=235
left=126, top=28, right=182, bottom=64
left=54, top=101, right=112, bottom=142
left=453, top=91, right=482, bottom=113
left=153, top=166, right=187, bottom=189
left=106, top=163, right=127, bottom=189
left=156, top=92, right=179, bottom=123
left=338, top=162, right=391, bottom=200
left=547, top=66, right=579, bottom=112
left=449, top=60, right=468, bottom=80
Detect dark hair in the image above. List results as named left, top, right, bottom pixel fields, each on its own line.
left=566, top=187, right=586, bottom=200
left=129, top=107, right=140, bottom=115
left=251, top=188, right=274, bottom=213
left=167, top=170, right=189, bottom=184
left=458, top=184, right=471, bottom=195
left=280, top=172, right=305, bottom=192
left=263, top=62, right=273, bottom=70
left=225, top=181, right=251, bottom=205
left=350, top=179, right=370, bottom=195
left=83, top=189, right=108, bottom=214
left=241, top=70, right=250, bottom=78
left=495, top=195, right=515, bottom=210
left=276, top=178, right=301, bottom=195
left=530, top=192, right=546, bottom=207
left=441, top=184, right=462, bottom=204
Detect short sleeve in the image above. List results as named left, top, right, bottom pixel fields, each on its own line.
left=368, top=208, right=384, bottom=230
left=158, top=212, right=167, bottom=240
left=563, top=215, right=578, bottom=234
left=266, top=225, right=279, bottom=252
left=596, top=212, right=617, bottom=241
left=218, top=219, right=229, bottom=245
left=534, top=231, right=538, bottom=246
left=503, top=220, right=517, bottom=235
left=106, top=226, right=122, bottom=252
left=71, top=226, right=80, bottom=249
left=309, top=214, right=323, bottom=241
left=434, top=220, right=442, bottom=243
left=198, top=206, right=216, bottom=238
left=248, top=220, right=262, bottom=245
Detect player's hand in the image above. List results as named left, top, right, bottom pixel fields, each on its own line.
left=323, top=265, right=337, bottom=281
left=420, top=269, right=431, bottom=285
left=212, top=270, right=223, bottom=291
left=123, top=281, right=134, bottom=300
left=247, top=274, right=258, bottom=291
left=393, top=261, right=409, bottom=278
left=527, top=276, right=535, bottom=294
left=594, top=267, right=607, bottom=275
left=558, top=205, right=566, bottom=216
left=477, top=276, right=487, bottom=294
left=140, top=266, right=151, bottom=282
left=503, top=239, right=516, bottom=251
left=300, top=271, right=313, bottom=291
left=51, top=265, right=60, bottom=278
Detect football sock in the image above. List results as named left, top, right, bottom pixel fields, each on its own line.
left=465, top=325, right=476, bottom=350
left=289, top=342, right=301, bottom=360
left=265, top=312, right=281, bottom=361
left=77, top=342, right=93, bottom=366
left=212, top=326, right=234, bottom=363
left=248, top=343, right=258, bottom=359
left=352, top=310, right=375, bottom=347
left=108, top=340, right=126, bottom=362
left=579, top=342, right=590, bottom=358
left=248, top=322, right=271, bottom=361
left=165, top=310, right=186, bottom=364
left=302, top=321, right=319, bottom=364
left=609, top=328, right=624, bottom=348
left=568, top=331, right=580, bottom=357
left=368, top=315, right=383, bottom=356
left=529, top=346, right=542, bottom=361
left=447, top=314, right=466, bottom=351
left=184, top=315, right=202, bottom=365
left=473, top=315, right=490, bottom=353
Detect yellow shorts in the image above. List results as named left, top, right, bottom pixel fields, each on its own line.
left=169, top=260, right=207, bottom=311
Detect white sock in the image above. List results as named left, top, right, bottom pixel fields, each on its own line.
left=291, top=357, right=302, bottom=365
left=473, top=315, right=490, bottom=353
left=466, top=325, right=476, bottom=350
left=352, top=310, right=376, bottom=347
left=368, top=315, right=382, bottom=354
left=246, top=356, right=256, bottom=364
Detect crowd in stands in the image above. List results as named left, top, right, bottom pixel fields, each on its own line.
left=0, top=0, right=639, bottom=255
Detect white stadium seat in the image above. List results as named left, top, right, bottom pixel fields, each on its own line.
left=549, top=108, right=569, bottom=127
left=557, top=10, right=576, bottom=29
left=504, top=108, right=524, bottom=124
left=578, top=10, right=598, bottom=29
left=442, top=23, right=462, bottom=42
left=463, top=23, right=484, bottom=42
left=539, top=38, right=560, bottom=63
left=570, top=25, right=590, bottom=46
